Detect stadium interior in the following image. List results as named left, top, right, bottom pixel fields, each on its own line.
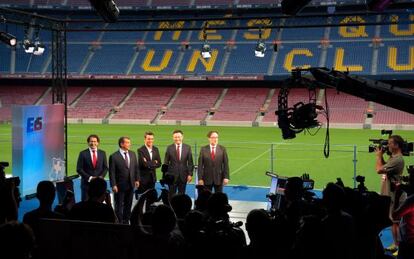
left=1, top=0, right=414, bottom=258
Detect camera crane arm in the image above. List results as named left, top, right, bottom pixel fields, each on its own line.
left=309, top=67, right=414, bottom=115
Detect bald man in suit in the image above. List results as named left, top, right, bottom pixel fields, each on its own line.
left=198, top=131, right=229, bottom=193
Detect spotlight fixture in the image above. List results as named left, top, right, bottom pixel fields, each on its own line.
left=201, top=43, right=211, bottom=59
left=255, top=42, right=266, bottom=57
left=254, top=28, right=266, bottom=58
left=23, top=39, right=35, bottom=53
left=33, top=41, right=45, bottom=55
left=31, top=28, right=45, bottom=56
left=201, top=26, right=211, bottom=59
left=0, top=31, right=17, bottom=46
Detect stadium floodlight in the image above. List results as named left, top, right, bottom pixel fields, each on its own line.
left=367, top=0, right=393, bottom=12
left=281, top=0, right=312, bottom=16
left=0, top=31, right=17, bottom=46
left=89, top=0, right=120, bottom=23
left=201, top=25, right=211, bottom=59
left=33, top=41, right=45, bottom=55
left=254, top=27, right=266, bottom=58
left=255, top=41, right=266, bottom=58
left=201, top=43, right=211, bottom=59
left=23, top=39, right=35, bottom=53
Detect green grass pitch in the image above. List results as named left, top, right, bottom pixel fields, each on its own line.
left=1, top=124, right=413, bottom=192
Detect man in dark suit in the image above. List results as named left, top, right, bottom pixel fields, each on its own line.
left=163, top=130, right=194, bottom=197
left=76, top=134, right=108, bottom=201
left=109, top=136, right=140, bottom=224
left=138, top=131, right=161, bottom=193
left=198, top=131, right=229, bottom=193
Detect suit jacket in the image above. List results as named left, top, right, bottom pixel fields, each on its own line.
left=138, top=145, right=161, bottom=186
left=109, top=150, right=139, bottom=191
left=76, top=149, right=108, bottom=186
left=164, top=143, right=194, bottom=183
left=198, top=144, right=229, bottom=185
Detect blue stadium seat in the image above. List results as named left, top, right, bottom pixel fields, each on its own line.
left=132, top=44, right=180, bottom=74
left=325, top=42, right=373, bottom=75
left=67, top=44, right=90, bottom=73
left=376, top=41, right=414, bottom=75
left=85, top=44, right=136, bottom=74
left=0, top=46, right=11, bottom=73
left=175, top=44, right=224, bottom=75
left=225, top=44, right=272, bottom=74
left=273, top=43, right=322, bottom=75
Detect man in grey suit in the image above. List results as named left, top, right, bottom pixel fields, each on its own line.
left=198, top=131, right=229, bottom=193
left=109, top=136, right=140, bottom=224
left=163, top=130, right=194, bottom=198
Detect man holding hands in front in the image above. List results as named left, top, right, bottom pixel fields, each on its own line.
left=109, top=136, right=139, bottom=224
left=163, top=130, right=194, bottom=197
left=198, top=131, right=229, bottom=193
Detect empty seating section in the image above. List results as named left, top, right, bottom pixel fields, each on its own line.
left=225, top=44, right=272, bottom=74
left=321, top=89, right=367, bottom=123
left=0, top=47, right=11, bottom=72
left=67, top=44, right=90, bottom=73
left=0, top=13, right=411, bottom=77
left=282, top=17, right=327, bottom=41
left=40, top=86, right=86, bottom=105
left=161, top=88, right=222, bottom=120
left=68, top=87, right=130, bottom=118
left=0, top=86, right=46, bottom=121
left=212, top=88, right=268, bottom=121
left=325, top=42, right=373, bottom=75
left=131, top=44, right=180, bottom=75
left=85, top=45, right=135, bottom=74
left=113, top=87, right=176, bottom=120
left=263, top=89, right=279, bottom=122
left=373, top=101, right=414, bottom=124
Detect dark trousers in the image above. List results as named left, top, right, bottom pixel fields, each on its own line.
left=205, top=184, right=223, bottom=193
left=114, top=188, right=133, bottom=224
left=139, top=181, right=156, bottom=194
left=81, top=183, right=89, bottom=201
left=168, top=181, right=187, bottom=198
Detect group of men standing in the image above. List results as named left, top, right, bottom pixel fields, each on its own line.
left=76, top=130, right=230, bottom=223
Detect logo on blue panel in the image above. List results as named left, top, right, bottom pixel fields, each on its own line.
left=27, top=117, right=43, bottom=133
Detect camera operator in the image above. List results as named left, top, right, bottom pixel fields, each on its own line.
left=204, top=192, right=246, bottom=257
left=375, top=135, right=405, bottom=253
left=392, top=168, right=414, bottom=259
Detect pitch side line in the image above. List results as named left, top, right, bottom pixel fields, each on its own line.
left=230, top=149, right=270, bottom=176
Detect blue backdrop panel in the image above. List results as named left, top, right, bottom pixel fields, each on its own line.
left=12, top=104, right=65, bottom=196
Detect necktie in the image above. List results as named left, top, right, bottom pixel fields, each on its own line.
left=124, top=151, right=129, bottom=168
left=211, top=146, right=215, bottom=160
left=92, top=150, right=97, bottom=168
left=176, top=145, right=180, bottom=161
